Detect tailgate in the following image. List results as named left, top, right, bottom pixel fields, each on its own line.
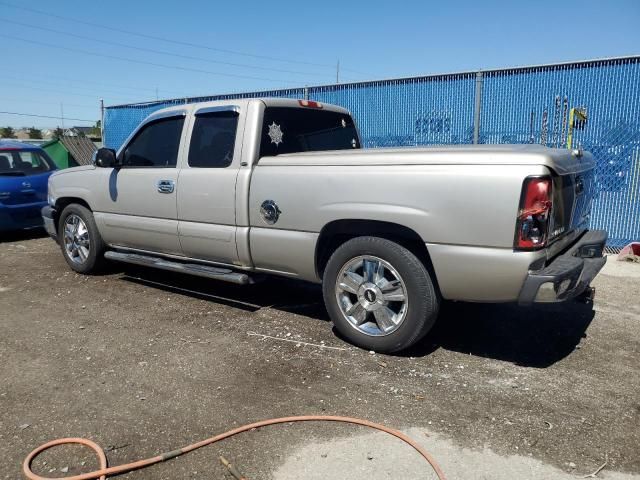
left=547, top=149, right=596, bottom=248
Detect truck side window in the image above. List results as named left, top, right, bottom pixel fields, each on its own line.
left=122, top=116, right=184, bottom=168
left=188, top=111, right=239, bottom=168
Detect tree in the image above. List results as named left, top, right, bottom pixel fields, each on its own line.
left=90, top=120, right=102, bottom=139
left=0, top=126, right=16, bottom=138
left=52, top=127, right=64, bottom=139
left=28, top=127, right=43, bottom=139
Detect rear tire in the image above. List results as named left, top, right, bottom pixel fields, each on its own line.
left=322, top=236, right=439, bottom=353
left=58, top=204, right=106, bottom=274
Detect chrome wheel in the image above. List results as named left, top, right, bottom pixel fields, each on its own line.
left=63, top=214, right=90, bottom=264
left=335, top=255, right=408, bottom=336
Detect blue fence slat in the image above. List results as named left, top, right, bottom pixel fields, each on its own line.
left=309, top=75, right=476, bottom=147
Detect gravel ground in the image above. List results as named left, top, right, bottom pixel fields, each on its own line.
left=0, top=231, right=638, bottom=479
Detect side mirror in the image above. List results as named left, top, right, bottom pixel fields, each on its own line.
left=94, top=148, right=118, bottom=168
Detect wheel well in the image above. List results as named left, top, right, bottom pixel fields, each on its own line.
left=55, top=197, right=92, bottom=212
left=54, top=197, right=92, bottom=229
left=315, top=219, right=436, bottom=280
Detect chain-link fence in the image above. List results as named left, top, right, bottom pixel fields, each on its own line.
left=104, top=56, right=640, bottom=252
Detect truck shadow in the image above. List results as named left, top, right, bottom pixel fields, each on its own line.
left=119, top=266, right=594, bottom=368
left=119, top=266, right=328, bottom=317
left=405, top=300, right=595, bottom=368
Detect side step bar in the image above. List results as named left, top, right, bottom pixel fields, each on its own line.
left=104, top=251, right=253, bottom=285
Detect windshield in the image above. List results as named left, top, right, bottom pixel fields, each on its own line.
left=0, top=149, right=55, bottom=176
left=260, top=107, right=360, bottom=157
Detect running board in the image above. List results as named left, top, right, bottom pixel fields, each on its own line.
left=104, top=251, right=253, bottom=285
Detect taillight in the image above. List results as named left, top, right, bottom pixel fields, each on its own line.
left=515, top=176, right=553, bottom=250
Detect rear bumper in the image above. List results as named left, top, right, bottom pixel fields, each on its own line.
left=41, top=205, right=58, bottom=241
left=518, top=230, right=607, bottom=305
left=0, top=201, right=48, bottom=232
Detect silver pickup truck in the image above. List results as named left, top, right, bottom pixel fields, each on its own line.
left=42, top=98, right=607, bottom=352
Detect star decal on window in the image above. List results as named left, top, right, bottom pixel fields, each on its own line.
left=268, top=122, right=284, bottom=146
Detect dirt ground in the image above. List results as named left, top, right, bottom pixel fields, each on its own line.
left=1, top=231, right=638, bottom=479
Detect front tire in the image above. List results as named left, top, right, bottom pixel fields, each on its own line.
left=322, top=237, right=439, bottom=353
left=58, top=204, right=106, bottom=274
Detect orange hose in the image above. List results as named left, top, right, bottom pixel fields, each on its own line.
left=23, top=415, right=446, bottom=480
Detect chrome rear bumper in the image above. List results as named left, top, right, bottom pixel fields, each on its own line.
left=518, top=230, right=607, bottom=305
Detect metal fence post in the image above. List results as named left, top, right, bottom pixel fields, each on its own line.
left=99, top=98, right=104, bottom=143
left=473, top=71, right=483, bottom=144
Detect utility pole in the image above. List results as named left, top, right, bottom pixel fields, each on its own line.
left=336, top=60, right=340, bottom=84
left=100, top=98, right=104, bottom=142
left=60, top=103, right=65, bottom=130
left=155, top=87, right=159, bottom=100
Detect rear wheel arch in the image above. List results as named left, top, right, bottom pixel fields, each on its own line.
left=315, top=219, right=439, bottom=292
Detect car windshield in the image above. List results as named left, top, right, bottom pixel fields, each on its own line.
left=0, top=149, right=55, bottom=176
left=259, top=106, right=360, bottom=157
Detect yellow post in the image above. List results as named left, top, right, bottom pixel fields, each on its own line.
left=567, top=108, right=575, bottom=149
left=567, top=107, right=587, bottom=149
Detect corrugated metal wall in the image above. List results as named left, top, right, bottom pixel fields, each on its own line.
left=104, top=56, right=640, bottom=250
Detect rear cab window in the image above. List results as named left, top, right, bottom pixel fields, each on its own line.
left=259, top=106, right=360, bottom=158
left=0, top=149, right=55, bottom=176
left=188, top=110, right=239, bottom=168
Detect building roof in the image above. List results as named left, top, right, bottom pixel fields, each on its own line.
left=0, top=140, right=44, bottom=151
left=58, top=135, right=96, bottom=165
left=64, top=126, right=96, bottom=137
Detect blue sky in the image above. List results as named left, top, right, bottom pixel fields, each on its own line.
left=2, top=0, right=639, bottom=128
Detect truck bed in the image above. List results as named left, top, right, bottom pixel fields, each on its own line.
left=259, top=144, right=595, bottom=175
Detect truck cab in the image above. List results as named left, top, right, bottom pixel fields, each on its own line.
left=45, top=99, right=359, bottom=264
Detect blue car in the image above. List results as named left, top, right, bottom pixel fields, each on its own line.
left=0, top=140, right=58, bottom=233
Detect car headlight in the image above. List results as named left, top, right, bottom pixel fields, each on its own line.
left=48, top=192, right=55, bottom=206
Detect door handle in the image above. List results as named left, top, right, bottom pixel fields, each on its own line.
left=157, top=180, right=175, bottom=194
